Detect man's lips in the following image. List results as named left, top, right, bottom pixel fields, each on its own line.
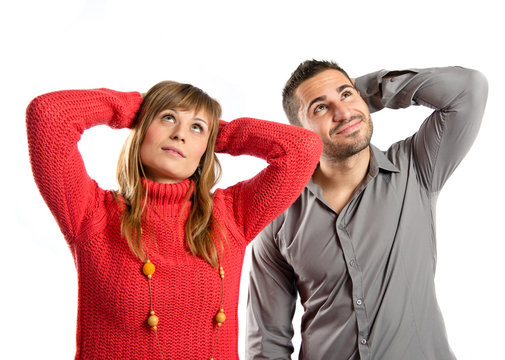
left=162, top=146, right=185, bottom=158
left=330, top=116, right=364, bottom=136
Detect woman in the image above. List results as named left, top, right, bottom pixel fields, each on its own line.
left=26, top=81, right=322, bottom=359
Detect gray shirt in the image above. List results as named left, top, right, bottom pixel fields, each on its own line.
left=246, top=67, right=488, bottom=360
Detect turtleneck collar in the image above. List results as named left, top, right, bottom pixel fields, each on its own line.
left=142, top=177, right=193, bottom=208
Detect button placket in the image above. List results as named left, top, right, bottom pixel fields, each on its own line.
left=337, top=217, right=369, bottom=358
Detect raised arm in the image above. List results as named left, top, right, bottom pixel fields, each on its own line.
left=246, top=220, right=297, bottom=360
left=215, top=118, right=322, bottom=243
left=355, top=67, right=488, bottom=192
left=26, top=89, right=143, bottom=241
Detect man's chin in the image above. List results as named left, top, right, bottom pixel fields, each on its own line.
left=322, top=139, right=370, bottom=160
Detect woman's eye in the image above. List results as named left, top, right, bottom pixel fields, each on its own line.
left=191, top=124, right=203, bottom=133
left=162, top=114, right=175, bottom=122
left=314, top=104, right=327, bottom=113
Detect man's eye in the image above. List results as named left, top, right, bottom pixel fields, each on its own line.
left=314, top=104, right=327, bottom=113
left=341, top=91, right=352, bottom=99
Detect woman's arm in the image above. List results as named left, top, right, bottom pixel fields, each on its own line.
left=215, top=118, right=322, bottom=243
left=26, top=89, right=143, bottom=242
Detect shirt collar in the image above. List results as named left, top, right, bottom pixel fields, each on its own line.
left=306, top=144, right=399, bottom=198
left=370, top=144, right=399, bottom=174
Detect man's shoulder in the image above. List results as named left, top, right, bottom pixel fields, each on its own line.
left=372, top=139, right=415, bottom=173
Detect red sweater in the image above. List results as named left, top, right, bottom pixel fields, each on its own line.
left=26, top=89, right=322, bottom=359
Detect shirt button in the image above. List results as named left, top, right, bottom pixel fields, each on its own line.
left=356, top=299, right=363, bottom=306
left=349, top=260, right=356, bottom=267
left=361, top=339, right=367, bottom=345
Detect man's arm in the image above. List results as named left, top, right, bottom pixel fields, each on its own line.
left=355, top=67, right=488, bottom=192
left=246, top=219, right=297, bottom=360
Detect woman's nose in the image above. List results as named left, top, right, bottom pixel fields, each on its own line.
left=170, top=124, right=186, bottom=143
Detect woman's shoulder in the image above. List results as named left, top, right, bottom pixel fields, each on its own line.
left=102, top=189, right=126, bottom=214
left=211, top=188, right=232, bottom=214
left=210, top=188, right=247, bottom=244
left=82, top=188, right=123, bottom=227
left=74, top=189, right=122, bottom=240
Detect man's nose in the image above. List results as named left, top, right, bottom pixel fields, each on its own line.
left=332, top=103, right=351, bottom=122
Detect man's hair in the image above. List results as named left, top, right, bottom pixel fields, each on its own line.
left=282, top=60, right=352, bottom=126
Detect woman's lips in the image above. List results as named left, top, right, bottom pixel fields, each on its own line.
left=162, top=146, right=185, bottom=158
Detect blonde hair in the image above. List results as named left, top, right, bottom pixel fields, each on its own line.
left=116, top=81, right=224, bottom=267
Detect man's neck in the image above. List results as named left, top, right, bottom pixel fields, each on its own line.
left=312, top=146, right=371, bottom=213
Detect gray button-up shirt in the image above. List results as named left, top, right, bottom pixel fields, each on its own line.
left=246, top=67, right=488, bottom=360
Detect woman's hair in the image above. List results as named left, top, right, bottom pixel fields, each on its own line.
left=116, top=80, right=224, bottom=267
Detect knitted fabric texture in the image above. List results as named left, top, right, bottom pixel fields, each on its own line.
left=26, top=88, right=322, bottom=360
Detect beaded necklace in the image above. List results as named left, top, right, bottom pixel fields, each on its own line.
left=142, top=207, right=226, bottom=360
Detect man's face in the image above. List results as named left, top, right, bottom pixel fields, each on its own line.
left=295, top=69, right=373, bottom=161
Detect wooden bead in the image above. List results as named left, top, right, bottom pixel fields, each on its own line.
left=143, top=261, right=156, bottom=277
left=148, top=314, right=159, bottom=327
left=219, top=267, right=225, bottom=278
left=215, top=308, right=226, bottom=326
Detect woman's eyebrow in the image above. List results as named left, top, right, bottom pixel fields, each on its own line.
left=194, top=117, right=208, bottom=125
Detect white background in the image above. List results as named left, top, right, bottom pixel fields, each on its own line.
left=1, top=0, right=504, bottom=359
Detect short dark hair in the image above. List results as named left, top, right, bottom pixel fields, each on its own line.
left=282, top=59, right=352, bottom=126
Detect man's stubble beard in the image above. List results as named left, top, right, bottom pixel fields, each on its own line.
left=322, top=114, right=373, bottom=162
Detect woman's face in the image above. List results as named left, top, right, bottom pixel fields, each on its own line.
left=140, top=107, right=211, bottom=184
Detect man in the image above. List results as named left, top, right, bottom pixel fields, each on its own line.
left=246, top=61, right=488, bottom=360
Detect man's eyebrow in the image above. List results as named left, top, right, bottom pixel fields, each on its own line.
left=307, top=96, right=326, bottom=113
left=306, top=84, right=355, bottom=113
left=337, top=84, right=354, bottom=93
